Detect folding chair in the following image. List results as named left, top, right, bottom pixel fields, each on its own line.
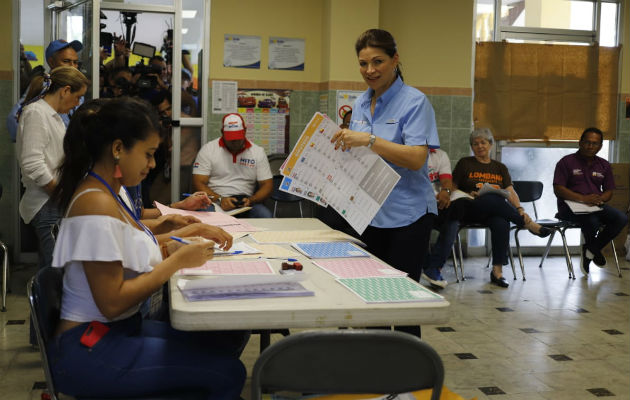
left=1, top=183, right=8, bottom=311
left=251, top=329, right=444, bottom=400
left=271, top=175, right=303, bottom=217
left=28, top=267, right=207, bottom=400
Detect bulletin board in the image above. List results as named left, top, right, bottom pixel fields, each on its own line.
left=237, top=89, right=291, bottom=154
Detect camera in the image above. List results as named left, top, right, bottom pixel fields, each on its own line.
left=133, top=63, right=163, bottom=89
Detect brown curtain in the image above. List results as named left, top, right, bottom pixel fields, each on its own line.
left=474, top=42, right=620, bottom=141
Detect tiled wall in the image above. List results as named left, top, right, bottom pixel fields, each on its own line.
left=206, top=88, right=473, bottom=166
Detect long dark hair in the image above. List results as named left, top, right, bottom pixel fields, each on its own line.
left=355, top=29, right=403, bottom=81
left=52, top=96, right=161, bottom=211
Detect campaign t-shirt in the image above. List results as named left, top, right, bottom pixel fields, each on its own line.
left=452, top=157, right=512, bottom=193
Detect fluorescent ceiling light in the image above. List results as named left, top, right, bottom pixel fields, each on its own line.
left=182, top=28, right=189, bottom=34
left=183, top=10, right=197, bottom=18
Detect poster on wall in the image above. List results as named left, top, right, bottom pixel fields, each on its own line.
left=237, top=89, right=291, bottom=155
left=268, top=37, right=305, bottom=71
left=211, top=81, right=238, bottom=114
left=224, top=34, right=261, bottom=68
left=336, top=90, right=363, bottom=126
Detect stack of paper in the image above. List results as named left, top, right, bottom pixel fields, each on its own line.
left=292, top=241, right=369, bottom=258
left=179, top=260, right=274, bottom=276
left=177, top=275, right=313, bottom=301
left=154, top=202, right=259, bottom=232
left=565, top=200, right=602, bottom=214
left=314, top=258, right=406, bottom=278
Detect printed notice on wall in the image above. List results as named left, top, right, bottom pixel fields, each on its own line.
left=237, top=89, right=291, bottom=154
left=268, top=37, right=304, bottom=71
left=224, top=34, right=261, bottom=69
left=336, top=90, right=363, bottom=126
left=212, top=81, right=238, bottom=114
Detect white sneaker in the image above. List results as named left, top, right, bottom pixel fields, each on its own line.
left=422, top=270, right=448, bottom=289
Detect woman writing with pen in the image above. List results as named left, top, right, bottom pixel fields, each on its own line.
left=331, top=29, right=439, bottom=337
left=48, top=97, right=248, bottom=399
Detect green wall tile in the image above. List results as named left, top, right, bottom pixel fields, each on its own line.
left=451, top=96, right=472, bottom=129
left=430, top=95, right=452, bottom=128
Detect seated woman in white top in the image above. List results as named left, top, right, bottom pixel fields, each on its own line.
left=48, top=97, right=248, bottom=399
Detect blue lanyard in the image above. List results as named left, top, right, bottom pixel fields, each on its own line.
left=121, top=185, right=143, bottom=220
left=88, top=171, right=157, bottom=244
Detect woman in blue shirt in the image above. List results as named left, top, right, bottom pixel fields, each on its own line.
left=332, top=29, right=440, bottom=337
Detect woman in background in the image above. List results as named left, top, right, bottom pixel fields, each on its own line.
left=17, top=66, right=89, bottom=271
left=452, top=128, right=551, bottom=287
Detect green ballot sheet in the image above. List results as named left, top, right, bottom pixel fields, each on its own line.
left=338, top=277, right=444, bottom=303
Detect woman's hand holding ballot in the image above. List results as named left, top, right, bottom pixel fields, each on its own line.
left=165, top=222, right=232, bottom=250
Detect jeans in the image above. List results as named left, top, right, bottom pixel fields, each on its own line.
left=424, top=202, right=467, bottom=271
left=557, top=204, right=628, bottom=253
left=30, top=199, right=62, bottom=345
left=361, top=213, right=436, bottom=337
left=201, top=202, right=272, bottom=218
left=463, top=194, right=525, bottom=266
left=30, top=199, right=62, bottom=270
left=48, top=313, right=249, bottom=399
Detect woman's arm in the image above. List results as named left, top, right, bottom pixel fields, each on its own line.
left=83, top=241, right=213, bottom=319
left=19, top=108, right=55, bottom=189
left=154, top=222, right=233, bottom=250
left=331, top=129, right=428, bottom=170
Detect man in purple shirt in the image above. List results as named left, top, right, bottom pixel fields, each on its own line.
left=553, top=127, right=628, bottom=275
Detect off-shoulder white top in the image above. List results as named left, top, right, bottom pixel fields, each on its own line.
left=51, top=189, right=162, bottom=322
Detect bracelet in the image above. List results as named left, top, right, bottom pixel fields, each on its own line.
left=160, top=242, right=169, bottom=259
left=516, top=207, right=524, bottom=211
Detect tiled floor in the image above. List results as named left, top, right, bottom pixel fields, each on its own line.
left=1, top=253, right=629, bottom=400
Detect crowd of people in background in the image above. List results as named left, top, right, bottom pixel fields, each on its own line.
left=7, top=27, right=628, bottom=399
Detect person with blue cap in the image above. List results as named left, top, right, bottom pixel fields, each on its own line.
left=6, top=39, right=83, bottom=142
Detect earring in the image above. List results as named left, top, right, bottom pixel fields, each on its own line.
left=114, top=156, right=123, bottom=179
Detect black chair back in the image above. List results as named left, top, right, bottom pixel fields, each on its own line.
left=252, top=330, right=444, bottom=400
left=512, top=181, right=543, bottom=203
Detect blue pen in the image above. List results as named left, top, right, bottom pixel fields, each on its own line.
left=182, top=193, right=192, bottom=197
left=170, top=236, right=191, bottom=244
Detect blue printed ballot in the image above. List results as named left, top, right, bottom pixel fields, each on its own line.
left=292, top=241, right=369, bottom=258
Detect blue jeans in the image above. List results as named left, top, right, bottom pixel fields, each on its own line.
left=463, top=194, right=526, bottom=266
left=426, top=219, right=460, bottom=271
left=557, top=204, right=628, bottom=253
left=30, top=199, right=62, bottom=270
left=48, top=313, right=248, bottom=399
left=201, top=202, right=272, bottom=218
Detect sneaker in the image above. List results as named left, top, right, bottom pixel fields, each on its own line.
left=422, top=268, right=447, bottom=289
left=581, top=245, right=591, bottom=275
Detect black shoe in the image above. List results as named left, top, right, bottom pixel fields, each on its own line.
left=531, top=226, right=552, bottom=238
left=490, top=271, right=509, bottom=288
left=589, top=248, right=607, bottom=267
left=581, top=245, right=591, bottom=275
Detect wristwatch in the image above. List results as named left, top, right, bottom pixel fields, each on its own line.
left=367, top=134, right=376, bottom=149
left=216, top=195, right=223, bottom=204
left=441, top=188, right=452, bottom=194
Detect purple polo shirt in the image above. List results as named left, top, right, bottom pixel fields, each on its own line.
left=553, top=152, right=615, bottom=215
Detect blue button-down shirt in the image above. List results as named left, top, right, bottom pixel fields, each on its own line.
left=351, top=77, right=439, bottom=228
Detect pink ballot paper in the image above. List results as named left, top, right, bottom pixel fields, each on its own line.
left=154, top=202, right=259, bottom=232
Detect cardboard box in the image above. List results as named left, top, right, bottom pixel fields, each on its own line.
left=608, top=189, right=629, bottom=213
left=611, top=163, right=630, bottom=189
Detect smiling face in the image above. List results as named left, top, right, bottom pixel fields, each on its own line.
left=358, top=46, right=399, bottom=97
left=117, top=130, right=161, bottom=186
left=471, top=137, right=493, bottom=161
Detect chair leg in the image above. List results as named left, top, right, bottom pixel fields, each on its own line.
left=1, top=241, right=7, bottom=312
left=539, top=230, right=556, bottom=268
left=273, top=201, right=278, bottom=218
left=456, top=233, right=466, bottom=281
left=451, top=246, right=460, bottom=283
left=559, top=228, right=575, bottom=279
left=610, top=240, right=622, bottom=277
left=507, top=246, right=517, bottom=280
left=298, top=202, right=303, bottom=218
left=514, top=229, right=526, bottom=281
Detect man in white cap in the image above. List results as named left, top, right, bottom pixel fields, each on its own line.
left=192, top=113, right=273, bottom=218
left=7, top=39, right=83, bottom=141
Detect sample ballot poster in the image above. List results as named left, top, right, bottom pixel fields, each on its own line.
left=224, top=34, right=261, bottom=68
left=237, top=89, right=290, bottom=155
left=268, top=37, right=305, bottom=71
left=281, top=113, right=400, bottom=234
